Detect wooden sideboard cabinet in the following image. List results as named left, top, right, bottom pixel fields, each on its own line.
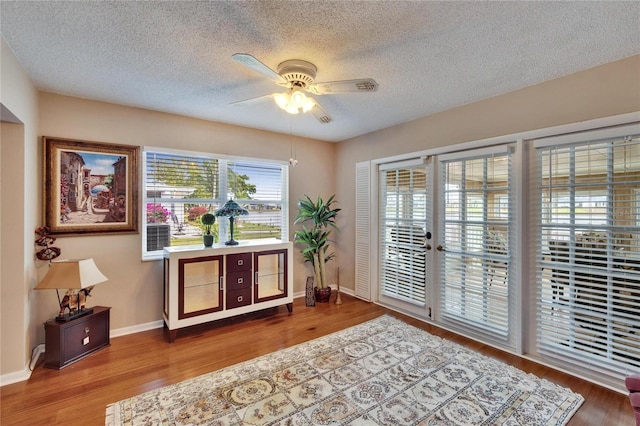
left=164, top=239, right=292, bottom=342
left=44, top=306, right=111, bottom=369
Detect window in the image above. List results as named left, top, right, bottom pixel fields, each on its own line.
left=143, top=148, right=288, bottom=258
left=439, top=147, right=514, bottom=342
left=535, top=129, right=640, bottom=376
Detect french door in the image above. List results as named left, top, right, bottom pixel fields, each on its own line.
left=377, top=158, right=433, bottom=317
left=437, top=146, right=515, bottom=345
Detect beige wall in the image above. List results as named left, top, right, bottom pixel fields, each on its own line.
left=334, top=54, right=640, bottom=294
left=1, top=39, right=638, bottom=382
left=37, top=92, right=336, bottom=332
left=0, top=36, right=40, bottom=379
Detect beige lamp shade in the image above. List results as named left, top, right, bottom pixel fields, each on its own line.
left=35, top=259, right=108, bottom=290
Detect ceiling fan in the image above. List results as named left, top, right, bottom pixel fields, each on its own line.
left=231, top=53, right=378, bottom=124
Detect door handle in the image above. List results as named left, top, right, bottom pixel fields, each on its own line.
left=425, top=244, right=432, bottom=250
left=436, top=245, right=445, bottom=252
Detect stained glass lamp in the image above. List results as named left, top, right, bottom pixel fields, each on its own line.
left=214, top=200, right=249, bottom=245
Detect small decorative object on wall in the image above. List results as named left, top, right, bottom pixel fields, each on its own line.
left=43, top=136, right=139, bottom=236
left=214, top=199, right=249, bottom=246
left=35, top=226, right=62, bottom=261
left=200, top=213, right=216, bottom=247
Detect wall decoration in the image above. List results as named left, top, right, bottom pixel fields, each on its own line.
left=35, top=226, right=61, bottom=261
left=43, top=137, right=139, bottom=236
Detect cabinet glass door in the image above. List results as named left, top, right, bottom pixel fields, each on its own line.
left=255, top=250, right=287, bottom=302
left=179, top=256, right=223, bottom=319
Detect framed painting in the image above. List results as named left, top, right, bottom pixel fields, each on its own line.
left=43, top=136, right=139, bottom=236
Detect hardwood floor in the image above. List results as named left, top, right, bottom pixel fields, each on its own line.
left=1, top=294, right=633, bottom=425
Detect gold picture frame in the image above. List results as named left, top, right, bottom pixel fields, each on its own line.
left=43, top=136, right=139, bottom=236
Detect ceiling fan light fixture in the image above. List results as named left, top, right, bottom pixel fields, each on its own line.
left=285, top=103, right=299, bottom=115
left=274, top=92, right=289, bottom=110
left=301, top=97, right=316, bottom=113
left=274, top=87, right=315, bottom=115
left=290, top=87, right=307, bottom=108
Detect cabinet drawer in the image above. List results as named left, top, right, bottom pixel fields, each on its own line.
left=227, top=271, right=252, bottom=290
left=62, top=313, right=109, bottom=362
left=226, top=253, right=252, bottom=272
left=226, top=287, right=252, bottom=309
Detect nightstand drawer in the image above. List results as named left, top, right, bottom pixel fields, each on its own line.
left=226, top=288, right=252, bottom=309
left=226, top=253, right=252, bottom=273
left=62, top=314, right=108, bottom=361
left=227, top=271, right=252, bottom=290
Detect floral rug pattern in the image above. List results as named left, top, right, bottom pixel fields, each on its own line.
left=106, top=315, right=583, bottom=425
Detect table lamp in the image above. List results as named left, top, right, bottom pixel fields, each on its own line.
left=35, top=259, right=108, bottom=322
left=214, top=199, right=249, bottom=245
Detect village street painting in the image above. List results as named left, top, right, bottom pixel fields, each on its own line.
left=44, top=137, right=139, bottom=235
left=58, top=150, right=127, bottom=225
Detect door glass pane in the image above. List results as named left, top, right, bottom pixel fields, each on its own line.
left=256, top=251, right=285, bottom=300
left=440, top=151, right=512, bottom=337
left=379, top=165, right=428, bottom=306
left=182, top=258, right=221, bottom=314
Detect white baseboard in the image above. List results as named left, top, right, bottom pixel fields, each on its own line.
left=0, top=343, right=47, bottom=386
left=110, top=319, right=164, bottom=338
left=293, top=286, right=355, bottom=300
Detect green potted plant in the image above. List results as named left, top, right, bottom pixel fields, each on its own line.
left=294, top=194, right=340, bottom=302
left=200, top=213, right=216, bottom=247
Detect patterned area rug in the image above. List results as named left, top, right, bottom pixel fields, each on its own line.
left=106, top=315, right=583, bottom=425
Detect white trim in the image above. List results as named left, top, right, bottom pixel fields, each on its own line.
left=142, top=145, right=289, bottom=167
left=438, top=144, right=511, bottom=162
left=378, top=157, right=426, bottom=171
left=110, top=320, right=164, bottom=338
left=532, top=122, right=640, bottom=148
left=0, top=367, right=32, bottom=386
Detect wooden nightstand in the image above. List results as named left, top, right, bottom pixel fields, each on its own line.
left=44, top=306, right=110, bottom=369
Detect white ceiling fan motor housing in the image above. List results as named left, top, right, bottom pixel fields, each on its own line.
left=277, top=59, right=317, bottom=88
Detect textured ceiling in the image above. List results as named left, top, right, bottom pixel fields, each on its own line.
left=1, top=1, right=639, bottom=142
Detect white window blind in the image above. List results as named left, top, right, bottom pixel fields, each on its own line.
left=144, top=149, right=287, bottom=257
left=439, top=148, right=513, bottom=339
left=535, top=131, right=640, bottom=376
left=379, top=162, right=427, bottom=306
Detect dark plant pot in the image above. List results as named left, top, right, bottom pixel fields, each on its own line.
left=314, top=286, right=332, bottom=303
left=203, top=234, right=214, bottom=247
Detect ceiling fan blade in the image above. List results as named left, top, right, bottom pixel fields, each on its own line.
left=230, top=93, right=275, bottom=106
left=309, top=78, right=378, bottom=95
left=310, top=101, right=332, bottom=124
left=232, top=53, right=286, bottom=84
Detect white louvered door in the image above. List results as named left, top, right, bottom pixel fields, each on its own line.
left=355, top=161, right=371, bottom=301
